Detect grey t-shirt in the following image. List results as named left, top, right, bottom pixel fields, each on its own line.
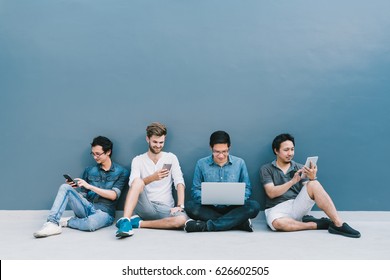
left=260, top=160, right=308, bottom=209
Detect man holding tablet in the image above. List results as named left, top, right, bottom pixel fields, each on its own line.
left=184, top=130, right=260, bottom=233
left=260, top=133, right=360, bottom=238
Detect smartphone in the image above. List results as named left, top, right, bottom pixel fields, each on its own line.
left=63, top=174, right=77, bottom=186
left=162, top=163, right=172, bottom=171
left=301, top=156, right=318, bottom=178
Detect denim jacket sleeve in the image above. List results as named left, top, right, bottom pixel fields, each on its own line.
left=239, top=160, right=252, bottom=201
left=111, top=167, right=130, bottom=200
left=82, top=168, right=97, bottom=201
left=191, top=161, right=203, bottom=203
left=82, top=164, right=129, bottom=201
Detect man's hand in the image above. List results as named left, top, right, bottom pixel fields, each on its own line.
left=302, top=161, right=317, bottom=180
left=154, top=168, right=170, bottom=181
left=65, top=179, right=78, bottom=188
left=291, top=168, right=303, bottom=184
left=142, top=168, right=170, bottom=186
left=74, top=178, right=92, bottom=189
left=170, top=207, right=183, bottom=215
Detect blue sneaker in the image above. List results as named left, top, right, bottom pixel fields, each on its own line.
left=115, top=217, right=134, bottom=238
left=130, top=215, right=142, bottom=228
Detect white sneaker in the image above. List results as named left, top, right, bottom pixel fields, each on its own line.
left=33, top=222, right=62, bottom=238
left=60, top=217, right=72, bottom=227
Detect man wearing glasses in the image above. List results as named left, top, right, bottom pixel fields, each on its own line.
left=260, top=133, right=360, bottom=238
left=184, top=130, right=260, bottom=232
left=33, top=136, right=129, bottom=238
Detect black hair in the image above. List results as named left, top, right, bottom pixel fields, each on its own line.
left=209, top=130, right=231, bottom=148
left=272, top=133, right=295, bottom=155
left=91, top=136, right=113, bottom=157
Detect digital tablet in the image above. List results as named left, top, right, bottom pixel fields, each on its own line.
left=301, top=156, right=318, bottom=178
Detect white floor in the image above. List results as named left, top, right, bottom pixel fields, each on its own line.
left=1, top=210, right=389, bottom=260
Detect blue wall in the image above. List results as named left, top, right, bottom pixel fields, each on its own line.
left=1, top=0, right=389, bottom=210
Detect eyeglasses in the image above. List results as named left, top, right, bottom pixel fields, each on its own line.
left=90, top=151, right=106, bottom=158
left=212, top=149, right=229, bottom=156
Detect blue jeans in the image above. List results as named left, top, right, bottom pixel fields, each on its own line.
left=185, top=199, right=260, bottom=231
left=47, top=184, right=114, bottom=231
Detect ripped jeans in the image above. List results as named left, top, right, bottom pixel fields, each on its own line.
left=47, top=184, right=113, bottom=231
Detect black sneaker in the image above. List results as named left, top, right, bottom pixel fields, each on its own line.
left=328, top=222, right=361, bottom=238
left=184, top=219, right=207, bottom=233
left=302, top=215, right=331, bottom=230
left=237, top=219, right=254, bottom=232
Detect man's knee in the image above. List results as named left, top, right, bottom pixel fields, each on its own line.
left=58, top=184, right=75, bottom=196
left=245, top=200, right=261, bottom=218
left=306, top=180, right=325, bottom=198
left=59, top=183, right=73, bottom=191
left=184, top=200, right=201, bottom=217
left=129, top=178, right=145, bottom=194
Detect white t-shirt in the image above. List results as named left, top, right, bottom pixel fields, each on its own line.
left=129, top=152, right=185, bottom=207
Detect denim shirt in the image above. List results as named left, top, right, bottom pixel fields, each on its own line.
left=80, top=162, right=129, bottom=217
left=191, top=155, right=252, bottom=204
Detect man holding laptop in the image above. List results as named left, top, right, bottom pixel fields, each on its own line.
left=184, top=131, right=260, bottom=232
left=260, top=133, right=360, bottom=238
left=115, top=122, right=187, bottom=238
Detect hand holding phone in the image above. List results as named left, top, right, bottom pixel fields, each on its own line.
left=162, top=163, right=172, bottom=171
left=63, top=174, right=78, bottom=187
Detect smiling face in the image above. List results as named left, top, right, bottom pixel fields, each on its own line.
left=274, top=140, right=295, bottom=164
left=147, top=135, right=165, bottom=155
left=211, top=143, right=230, bottom=166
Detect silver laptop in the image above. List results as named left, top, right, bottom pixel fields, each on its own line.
left=201, top=182, right=245, bottom=205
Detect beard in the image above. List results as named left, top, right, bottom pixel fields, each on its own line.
left=149, top=143, right=162, bottom=154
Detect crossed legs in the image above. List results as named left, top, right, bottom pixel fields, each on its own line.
left=121, top=178, right=186, bottom=230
